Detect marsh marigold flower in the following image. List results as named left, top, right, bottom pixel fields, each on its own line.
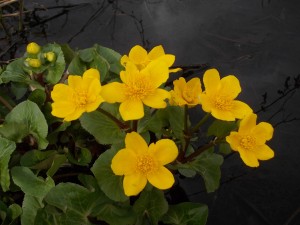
left=26, top=42, right=41, bottom=55
left=121, top=45, right=181, bottom=72
left=200, top=69, right=252, bottom=121
left=226, top=113, right=274, bottom=167
left=111, top=132, right=178, bottom=196
left=170, top=77, right=202, bottom=107
left=51, top=68, right=104, bottom=121
left=101, top=61, right=170, bottom=121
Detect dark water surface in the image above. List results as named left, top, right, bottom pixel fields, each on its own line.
left=2, top=0, right=300, bottom=224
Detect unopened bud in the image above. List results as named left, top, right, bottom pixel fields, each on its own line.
left=27, top=58, right=42, bottom=68
left=26, top=42, right=41, bottom=55
left=44, top=52, right=56, bottom=62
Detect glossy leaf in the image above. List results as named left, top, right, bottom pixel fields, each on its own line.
left=207, top=120, right=237, bottom=138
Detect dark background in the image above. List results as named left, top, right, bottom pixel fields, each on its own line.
left=1, top=0, right=300, bottom=224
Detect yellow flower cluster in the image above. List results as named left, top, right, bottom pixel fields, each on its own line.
left=25, top=42, right=56, bottom=68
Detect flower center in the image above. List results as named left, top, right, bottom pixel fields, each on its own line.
left=136, top=155, right=157, bottom=174
left=74, top=91, right=88, bottom=108
left=125, top=76, right=153, bottom=100
left=240, top=135, right=256, bottom=150
left=213, top=96, right=232, bottom=110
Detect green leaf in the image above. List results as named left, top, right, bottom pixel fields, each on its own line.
left=43, top=43, right=66, bottom=84
left=68, top=54, right=86, bottom=75
left=60, top=43, right=76, bottom=65
left=133, top=188, right=168, bottom=225
left=47, top=121, right=71, bottom=145
left=0, top=137, right=16, bottom=192
left=90, top=54, right=109, bottom=82
left=11, top=82, right=28, bottom=100
left=67, top=147, right=91, bottom=166
left=0, top=100, right=48, bottom=149
left=20, top=150, right=57, bottom=168
left=28, top=89, right=46, bottom=106
left=178, top=168, right=197, bottom=178
left=187, top=149, right=223, bottom=192
left=218, top=142, right=232, bottom=155
left=44, top=182, right=111, bottom=225
left=7, top=203, right=22, bottom=223
left=80, top=110, right=125, bottom=145
left=161, top=202, right=208, bottom=225
left=91, top=148, right=128, bottom=202
left=0, top=58, right=29, bottom=83
left=11, top=166, right=55, bottom=225
left=78, top=48, right=94, bottom=62
left=46, top=154, right=67, bottom=177
left=207, top=120, right=237, bottom=138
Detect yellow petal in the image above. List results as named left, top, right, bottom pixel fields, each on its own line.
left=144, top=60, right=169, bottom=88
left=119, top=99, right=144, bottom=121
left=211, top=108, right=236, bottom=121
left=101, top=82, right=126, bottom=103
left=238, top=113, right=257, bottom=134
left=86, top=97, right=104, bottom=112
left=148, top=45, right=165, bottom=60
left=125, top=132, right=148, bottom=155
left=253, top=144, right=274, bottom=160
left=129, top=45, right=148, bottom=65
left=203, top=69, right=221, bottom=94
left=219, top=75, right=241, bottom=99
left=51, top=84, right=73, bottom=101
left=169, top=90, right=186, bottom=106
left=226, top=132, right=241, bottom=151
left=67, top=75, right=82, bottom=90
left=169, top=68, right=182, bottom=73
left=111, top=148, right=137, bottom=175
left=187, top=77, right=202, bottom=93
left=200, top=94, right=213, bottom=113
left=83, top=68, right=100, bottom=80
left=173, top=77, right=186, bottom=93
left=149, top=139, right=178, bottom=165
left=238, top=148, right=259, bottom=167
left=120, top=63, right=139, bottom=84
left=88, top=78, right=102, bottom=97
left=121, top=55, right=129, bottom=66
left=142, top=89, right=170, bottom=108
left=64, top=108, right=85, bottom=121
left=147, top=166, right=175, bottom=189
left=231, top=100, right=253, bottom=119
left=51, top=101, right=75, bottom=118
left=251, top=122, right=274, bottom=142
left=123, top=173, right=147, bottom=196
left=156, top=54, right=175, bottom=67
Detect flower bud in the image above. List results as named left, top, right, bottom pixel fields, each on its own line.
left=26, top=42, right=41, bottom=55
left=27, top=58, right=42, bottom=68
left=44, top=52, right=56, bottom=62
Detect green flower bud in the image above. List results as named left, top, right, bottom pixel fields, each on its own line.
left=44, top=52, right=56, bottom=62
left=26, top=42, right=41, bottom=55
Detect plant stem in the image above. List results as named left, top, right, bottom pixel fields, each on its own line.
left=0, top=95, right=13, bottom=111
left=132, top=120, right=138, bottom=132
left=177, top=106, right=190, bottom=161
left=97, top=108, right=129, bottom=130
left=190, top=113, right=211, bottom=133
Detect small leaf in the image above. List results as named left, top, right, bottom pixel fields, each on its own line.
left=91, top=148, right=128, bottom=202
left=0, top=137, right=16, bottom=191
left=80, top=110, right=125, bottom=145
left=162, top=202, right=208, bottom=225
left=78, top=48, right=94, bottom=62
left=68, top=54, right=86, bottom=75
left=20, top=150, right=57, bottom=168
left=67, top=147, right=91, bottom=166
left=133, top=188, right=168, bottom=225
left=218, top=142, right=232, bottom=155
left=28, top=89, right=46, bottom=106
left=207, top=120, right=237, bottom=138
left=0, top=58, right=29, bottom=83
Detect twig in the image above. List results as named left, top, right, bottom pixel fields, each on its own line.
left=0, top=95, right=14, bottom=111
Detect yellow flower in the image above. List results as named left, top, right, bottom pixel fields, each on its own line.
left=44, top=52, right=56, bottom=62
left=121, top=45, right=181, bottom=73
left=226, top=113, right=274, bottom=167
left=170, top=77, right=202, bottom=107
left=200, top=69, right=252, bottom=121
left=27, top=58, right=41, bottom=68
left=101, top=61, right=170, bottom=121
left=26, top=42, right=41, bottom=54
left=111, top=132, right=178, bottom=196
left=51, top=68, right=104, bottom=121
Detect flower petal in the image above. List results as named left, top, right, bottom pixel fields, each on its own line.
left=203, top=69, right=221, bottom=94
left=123, top=173, right=147, bottom=196
left=200, top=94, right=213, bottom=113
left=144, top=60, right=169, bottom=88
left=51, top=84, right=73, bottom=101
left=156, top=54, right=175, bottom=67
left=148, top=45, right=165, bottom=60
left=147, top=166, right=175, bottom=190
left=64, top=108, right=85, bottom=121
left=86, top=97, right=104, bottom=112
left=88, top=78, right=102, bottom=96
left=251, top=122, right=274, bottom=142
left=119, top=99, right=144, bottom=121
left=238, top=113, right=257, bottom=134
left=231, top=100, right=253, bottom=119
left=142, top=89, right=170, bottom=108
left=169, top=68, right=182, bottom=73
left=101, top=82, right=126, bottom=103
left=253, top=144, right=274, bottom=160
left=125, top=132, right=148, bottom=155
left=111, top=148, right=137, bottom=175
left=83, top=68, right=100, bottom=80
left=211, top=108, right=235, bottom=121
left=219, top=75, right=241, bottom=99
left=238, top=148, right=259, bottom=167
left=67, top=75, right=82, bottom=90
left=120, top=55, right=129, bottom=66
left=226, top=132, right=241, bottom=151
left=129, top=45, right=148, bottom=65
left=187, top=78, right=202, bottom=93
left=51, top=101, right=75, bottom=118
left=149, top=139, right=178, bottom=165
